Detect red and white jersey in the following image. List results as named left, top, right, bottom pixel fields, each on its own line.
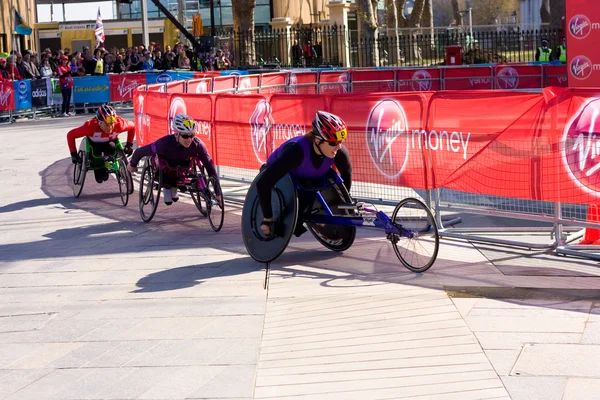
left=67, top=116, right=136, bottom=152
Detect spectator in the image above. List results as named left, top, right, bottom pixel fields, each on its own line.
left=177, top=51, right=191, bottom=70
left=140, top=51, right=154, bottom=70
left=153, top=51, right=163, bottom=69
left=39, top=55, right=53, bottom=78
left=82, top=52, right=95, bottom=75
left=128, top=47, right=141, bottom=71
left=49, top=51, right=59, bottom=72
left=6, top=55, right=22, bottom=80
left=536, top=39, right=552, bottom=62
left=113, top=54, right=128, bottom=73
left=162, top=52, right=176, bottom=70
left=555, top=37, right=566, bottom=63
left=15, top=52, right=26, bottom=78
left=291, top=40, right=303, bottom=67
left=0, top=58, right=10, bottom=81
left=22, top=51, right=39, bottom=79
left=213, top=49, right=230, bottom=70
left=104, top=53, right=115, bottom=74
left=56, top=55, right=74, bottom=117
left=303, top=40, right=316, bottom=66
left=93, top=48, right=104, bottom=75
left=64, top=47, right=71, bottom=56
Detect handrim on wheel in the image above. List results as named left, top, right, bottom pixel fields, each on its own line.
left=390, top=197, right=439, bottom=273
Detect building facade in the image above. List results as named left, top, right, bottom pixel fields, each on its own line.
left=1, top=0, right=37, bottom=53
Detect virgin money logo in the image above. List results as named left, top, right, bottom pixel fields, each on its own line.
left=238, top=77, right=252, bottom=94
left=195, top=81, right=209, bottom=93
left=496, top=67, right=519, bottom=89
left=0, top=89, right=11, bottom=107
left=156, top=74, right=172, bottom=83
left=337, top=72, right=349, bottom=93
left=411, top=70, right=432, bottom=91
left=169, top=97, right=187, bottom=135
left=249, top=99, right=274, bottom=164
left=366, top=99, right=410, bottom=178
left=136, top=93, right=149, bottom=144
left=569, top=14, right=592, bottom=39
left=288, top=73, right=298, bottom=94
left=571, top=56, right=593, bottom=80
left=118, top=77, right=139, bottom=98
left=563, top=98, right=600, bottom=195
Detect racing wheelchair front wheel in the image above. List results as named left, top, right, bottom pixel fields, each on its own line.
left=207, top=177, right=224, bottom=232
left=306, top=179, right=356, bottom=252
left=72, top=150, right=87, bottom=198
left=390, top=198, right=439, bottom=273
left=190, top=163, right=208, bottom=217
left=116, top=158, right=130, bottom=207
left=139, top=160, right=161, bottom=222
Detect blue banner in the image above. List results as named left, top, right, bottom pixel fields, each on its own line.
left=145, top=71, right=195, bottom=84
left=73, top=75, right=110, bottom=104
left=220, top=70, right=249, bottom=76
left=14, top=80, right=32, bottom=110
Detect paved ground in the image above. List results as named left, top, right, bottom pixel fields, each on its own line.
left=1, top=114, right=600, bottom=400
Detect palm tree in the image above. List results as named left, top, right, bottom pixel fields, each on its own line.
left=232, top=0, right=256, bottom=66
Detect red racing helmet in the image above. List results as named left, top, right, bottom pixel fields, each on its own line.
left=97, top=104, right=117, bottom=124
left=312, top=111, right=348, bottom=143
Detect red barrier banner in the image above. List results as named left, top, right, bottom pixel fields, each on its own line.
left=260, top=72, right=288, bottom=93
left=212, top=76, right=237, bottom=93
left=319, top=71, right=350, bottom=94
left=397, top=68, right=441, bottom=92
left=544, top=65, right=568, bottom=87
left=443, top=67, right=493, bottom=90
left=166, top=81, right=185, bottom=93
left=237, top=74, right=261, bottom=94
left=194, top=71, right=220, bottom=78
left=214, top=94, right=272, bottom=170
left=494, top=65, right=543, bottom=89
left=0, top=82, right=15, bottom=112
left=289, top=72, right=318, bottom=94
left=351, top=70, right=396, bottom=93
left=187, top=78, right=213, bottom=94
left=172, top=94, right=215, bottom=161
left=137, top=90, right=170, bottom=145
left=147, top=83, right=165, bottom=92
left=270, top=95, right=327, bottom=151
left=109, top=73, right=147, bottom=102
left=567, top=0, right=600, bottom=87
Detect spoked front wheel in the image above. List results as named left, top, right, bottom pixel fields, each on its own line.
left=207, top=177, right=224, bottom=232
left=191, top=164, right=208, bottom=217
left=72, top=150, right=87, bottom=198
left=139, top=163, right=161, bottom=222
left=390, top=198, right=439, bottom=273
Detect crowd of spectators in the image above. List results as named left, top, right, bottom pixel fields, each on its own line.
left=0, top=42, right=232, bottom=82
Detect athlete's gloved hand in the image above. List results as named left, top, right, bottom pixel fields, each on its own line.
left=123, top=142, right=134, bottom=156
left=70, top=152, right=80, bottom=164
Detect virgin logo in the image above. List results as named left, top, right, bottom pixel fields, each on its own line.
left=288, top=73, right=298, bottom=94
left=169, top=97, right=187, bottom=135
left=135, top=93, right=149, bottom=144
left=571, top=56, right=593, bottom=80
left=496, top=67, right=519, bottom=89
left=569, top=14, right=591, bottom=39
left=563, top=98, right=600, bottom=195
left=366, top=99, right=410, bottom=178
left=118, top=77, right=139, bottom=98
left=411, top=70, right=432, bottom=91
left=337, top=72, right=349, bottom=94
left=249, top=99, right=274, bottom=164
left=0, top=89, right=11, bottom=107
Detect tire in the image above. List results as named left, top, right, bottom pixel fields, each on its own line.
left=191, top=163, right=208, bottom=217
left=139, top=162, right=161, bottom=222
left=390, top=198, right=439, bottom=273
left=207, top=177, right=224, bottom=232
left=306, top=180, right=356, bottom=252
left=72, top=150, right=87, bottom=198
left=116, top=159, right=129, bottom=207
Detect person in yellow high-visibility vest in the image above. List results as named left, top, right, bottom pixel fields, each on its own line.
left=555, top=37, right=567, bottom=63
left=536, top=38, right=552, bottom=63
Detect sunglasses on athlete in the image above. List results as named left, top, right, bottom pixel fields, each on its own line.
left=102, top=115, right=117, bottom=124
left=179, top=133, right=195, bottom=139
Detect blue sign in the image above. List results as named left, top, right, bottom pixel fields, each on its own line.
left=14, top=80, right=31, bottom=110
left=220, top=70, right=249, bottom=76
left=145, top=71, right=196, bottom=84
left=73, top=76, right=110, bottom=104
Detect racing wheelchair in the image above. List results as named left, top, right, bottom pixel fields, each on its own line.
left=72, top=137, right=134, bottom=206
left=242, top=170, right=439, bottom=273
left=138, top=155, right=224, bottom=231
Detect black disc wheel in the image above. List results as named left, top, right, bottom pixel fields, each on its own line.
left=72, top=150, right=87, bottom=198
left=306, top=178, right=356, bottom=252
left=390, top=197, right=439, bottom=273
left=139, top=162, right=161, bottom=223
left=207, top=177, right=224, bottom=232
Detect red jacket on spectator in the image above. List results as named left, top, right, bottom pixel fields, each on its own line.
left=56, top=64, right=73, bottom=89
left=6, top=63, right=22, bottom=80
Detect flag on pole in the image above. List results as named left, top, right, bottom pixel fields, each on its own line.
left=14, top=9, right=32, bottom=36
left=95, top=7, right=105, bottom=48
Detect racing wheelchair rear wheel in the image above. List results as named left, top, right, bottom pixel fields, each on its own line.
left=390, top=198, right=439, bottom=273
left=72, top=150, right=87, bottom=198
left=139, top=160, right=162, bottom=222
left=190, top=163, right=208, bottom=217
left=306, top=177, right=356, bottom=252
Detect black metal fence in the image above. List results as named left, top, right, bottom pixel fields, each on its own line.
left=214, top=26, right=563, bottom=69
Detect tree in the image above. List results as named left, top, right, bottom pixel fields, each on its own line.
left=540, top=0, right=551, bottom=24
left=356, top=0, right=380, bottom=66
left=385, top=0, right=402, bottom=64
left=549, top=0, right=565, bottom=33
left=451, top=0, right=464, bottom=26
left=232, top=0, right=256, bottom=66
left=432, top=0, right=456, bottom=27
left=470, top=0, right=519, bottom=26
left=422, top=0, right=434, bottom=52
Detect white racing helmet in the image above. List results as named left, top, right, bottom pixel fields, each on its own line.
left=172, top=113, right=197, bottom=135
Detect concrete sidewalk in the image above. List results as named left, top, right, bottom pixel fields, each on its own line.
left=1, top=115, right=599, bottom=399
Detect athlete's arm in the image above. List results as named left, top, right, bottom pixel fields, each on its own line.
left=117, top=117, right=136, bottom=144
left=194, top=140, right=219, bottom=183
left=334, top=145, right=352, bottom=192
left=66, top=122, right=92, bottom=153
left=256, top=142, right=304, bottom=219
